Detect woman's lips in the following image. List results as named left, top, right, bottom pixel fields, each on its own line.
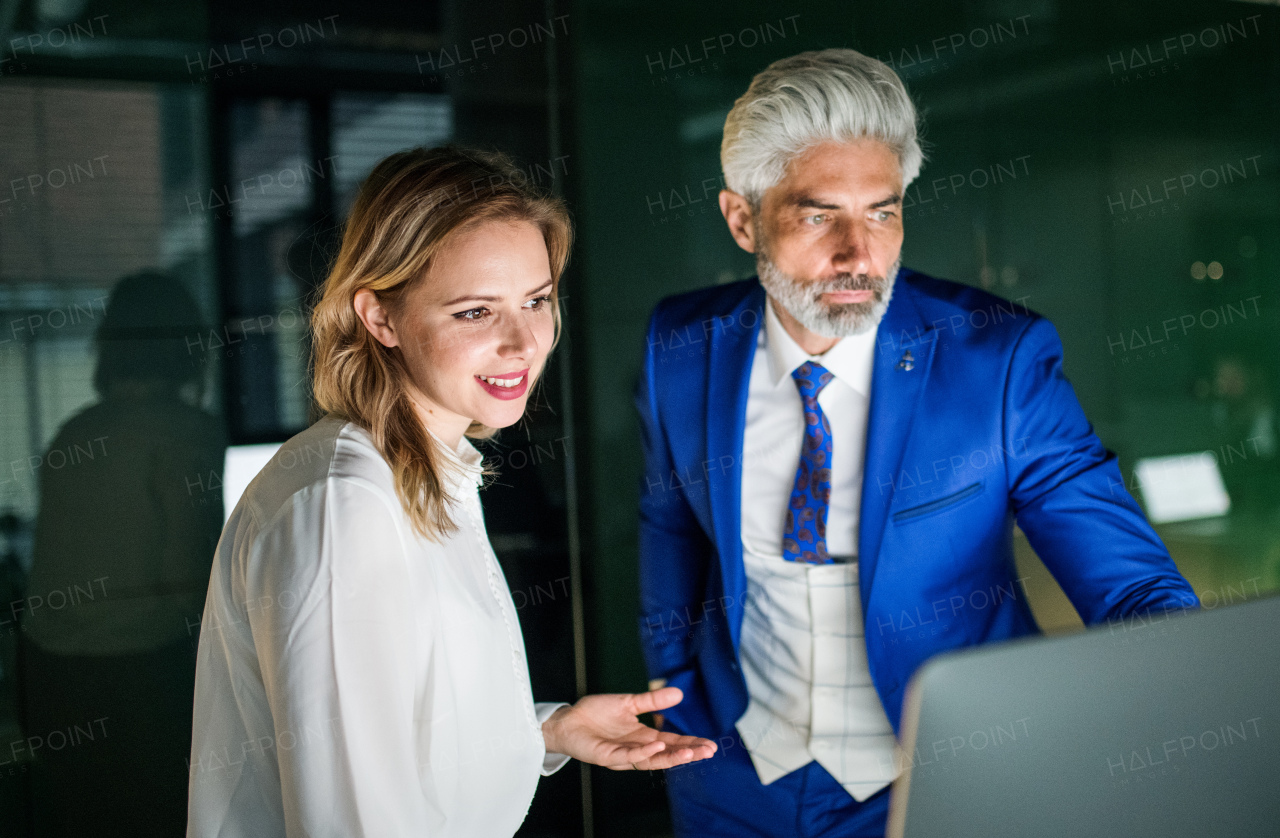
left=475, top=368, right=530, bottom=401
left=822, top=289, right=875, bottom=304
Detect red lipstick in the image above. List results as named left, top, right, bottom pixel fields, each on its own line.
left=474, top=368, right=530, bottom=401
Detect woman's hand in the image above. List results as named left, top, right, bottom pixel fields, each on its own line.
left=541, top=687, right=717, bottom=770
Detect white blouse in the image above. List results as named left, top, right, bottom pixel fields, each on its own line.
left=187, top=416, right=569, bottom=837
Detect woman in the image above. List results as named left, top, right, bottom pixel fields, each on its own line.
left=187, top=146, right=715, bottom=836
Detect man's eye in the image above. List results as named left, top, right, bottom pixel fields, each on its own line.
left=805, top=214, right=828, bottom=225
left=453, top=307, right=489, bottom=321
left=523, top=294, right=552, bottom=310
left=873, top=210, right=895, bottom=222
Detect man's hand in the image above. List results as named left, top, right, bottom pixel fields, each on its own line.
left=541, top=686, right=717, bottom=770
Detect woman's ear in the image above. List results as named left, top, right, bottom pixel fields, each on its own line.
left=353, top=288, right=399, bottom=348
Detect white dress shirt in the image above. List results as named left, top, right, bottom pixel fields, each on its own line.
left=735, top=300, right=899, bottom=800
left=188, top=415, right=569, bottom=838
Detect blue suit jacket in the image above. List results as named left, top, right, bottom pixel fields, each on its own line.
left=634, top=269, right=1198, bottom=739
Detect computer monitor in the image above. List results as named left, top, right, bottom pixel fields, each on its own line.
left=1132, top=451, right=1231, bottom=524
left=222, top=442, right=282, bottom=521
left=887, top=595, right=1279, bottom=837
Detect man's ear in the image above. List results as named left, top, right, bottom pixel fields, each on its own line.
left=353, top=288, right=399, bottom=348
left=719, top=189, right=758, bottom=254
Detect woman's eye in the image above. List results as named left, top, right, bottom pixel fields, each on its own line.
left=523, top=294, right=552, bottom=310
left=453, top=307, right=489, bottom=321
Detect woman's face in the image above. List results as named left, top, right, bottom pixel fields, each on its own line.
left=359, top=219, right=557, bottom=445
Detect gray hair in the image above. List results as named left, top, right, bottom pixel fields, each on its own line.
left=721, top=48, right=924, bottom=204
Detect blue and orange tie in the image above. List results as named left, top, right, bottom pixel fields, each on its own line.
left=782, top=361, right=835, bottom=564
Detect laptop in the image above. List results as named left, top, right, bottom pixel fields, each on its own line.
left=887, top=594, right=1280, bottom=837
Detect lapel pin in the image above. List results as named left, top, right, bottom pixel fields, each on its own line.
left=897, top=349, right=915, bottom=371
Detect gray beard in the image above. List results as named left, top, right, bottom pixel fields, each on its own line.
left=757, top=253, right=900, bottom=338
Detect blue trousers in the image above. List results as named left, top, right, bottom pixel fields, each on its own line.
left=664, top=729, right=890, bottom=838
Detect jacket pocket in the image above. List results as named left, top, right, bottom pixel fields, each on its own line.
left=892, top=481, right=983, bottom=524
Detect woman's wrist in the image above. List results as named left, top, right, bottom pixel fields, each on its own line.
left=541, top=704, right=573, bottom=755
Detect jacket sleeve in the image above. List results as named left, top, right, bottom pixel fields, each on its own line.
left=1005, top=317, right=1199, bottom=624
left=634, top=308, right=715, bottom=685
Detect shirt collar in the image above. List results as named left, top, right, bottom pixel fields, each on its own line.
left=427, top=429, right=486, bottom=491
left=762, top=297, right=877, bottom=397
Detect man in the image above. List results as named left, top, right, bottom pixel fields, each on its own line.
left=634, top=49, right=1197, bottom=838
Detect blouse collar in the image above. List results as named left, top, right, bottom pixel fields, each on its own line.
left=428, top=429, right=486, bottom=493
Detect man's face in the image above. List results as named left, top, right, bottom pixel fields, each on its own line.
left=750, top=138, right=905, bottom=337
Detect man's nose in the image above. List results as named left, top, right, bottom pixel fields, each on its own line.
left=830, top=221, right=874, bottom=276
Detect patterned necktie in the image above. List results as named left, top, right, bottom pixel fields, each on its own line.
left=782, top=361, right=835, bottom=564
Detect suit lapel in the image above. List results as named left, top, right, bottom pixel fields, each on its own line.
left=706, top=282, right=765, bottom=652
left=859, top=274, right=937, bottom=607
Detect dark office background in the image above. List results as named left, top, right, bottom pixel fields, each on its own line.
left=0, top=0, right=1277, bottom=835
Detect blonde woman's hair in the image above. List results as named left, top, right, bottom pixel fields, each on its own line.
left=311, top=145, right=572, bottom=539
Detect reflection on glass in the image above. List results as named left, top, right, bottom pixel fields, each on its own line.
left=227, top=98, right=314, bottom=436
left=20, top=271, right=225, bottom=835
left=331, top=92, right=453, bottom=216
left=0, top=77, right=217, bottom=834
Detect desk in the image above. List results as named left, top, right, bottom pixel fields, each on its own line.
left=1014, top=511, right=1280, bottom=633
